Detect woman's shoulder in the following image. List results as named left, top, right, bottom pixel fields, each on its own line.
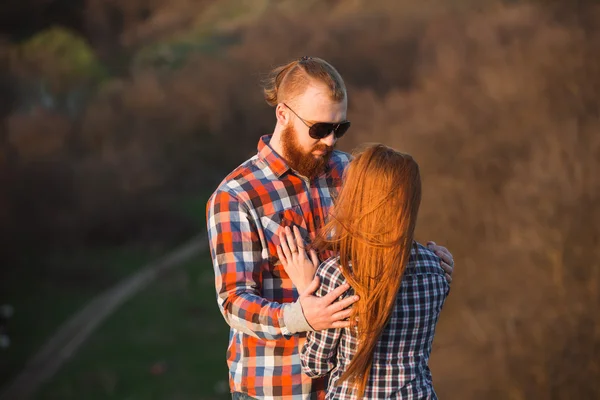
left=316, top=256, right=347, bottom=291
left=407, top=242, right=446, bottom=276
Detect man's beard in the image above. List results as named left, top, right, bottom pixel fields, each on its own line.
left=281, top=125, right=334, bottom=179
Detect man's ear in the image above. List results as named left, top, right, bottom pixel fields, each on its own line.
left=275, top=103, right=289, bottom=126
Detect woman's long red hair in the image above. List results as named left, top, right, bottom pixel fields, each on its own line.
left=313, top=144, right=422, bottom=398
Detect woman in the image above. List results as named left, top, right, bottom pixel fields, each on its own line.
left=277, top=144, right=450, bottom=399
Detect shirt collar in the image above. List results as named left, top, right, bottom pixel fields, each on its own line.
left=257, top=135, right=291, bottom=178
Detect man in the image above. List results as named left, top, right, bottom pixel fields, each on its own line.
left=206, top=56, right=454, bottom=400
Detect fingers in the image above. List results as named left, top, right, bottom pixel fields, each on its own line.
left=434, top=245, right=450, bottom=257
left=331, top=314, right=359, bottom=329
left=278, top=230, right=293, bottom=261
left=427, top=241, right=454, bottom=269
left=437, top=250, right=453, bottom=267
left=321, top=282, right=351, bottom=304
left=327, top=293, right=359, bottom=313
left=445, top=273, right=453, bottom=284
left=309, top=249, right=319, bottom=269
left=284, top=226, right=298, bottom=256
left=301, top=276, right=320, bottom=297
left=276, top=245, right=287, bottom=266
left=434, top=245, right=452, bottom=263
left=330, top=320, right=354, bottom=329
left=441, top=261, right=453, bottom=275
left=330, top=308, right=353, bottom=321
left=293, top=226, right=306, bottom=253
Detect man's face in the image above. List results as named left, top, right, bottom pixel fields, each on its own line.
left=281, top=83, right=347, bottom=178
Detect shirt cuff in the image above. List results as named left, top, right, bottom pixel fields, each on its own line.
left=283, top=300, right=314, bottom=334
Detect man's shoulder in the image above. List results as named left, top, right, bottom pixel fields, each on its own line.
left=329, top=150, right=352, bottom=170
left=208, top=154, right=261, bottom=205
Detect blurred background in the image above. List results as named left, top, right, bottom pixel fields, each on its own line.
left=1, top=0, right=599, bottom=399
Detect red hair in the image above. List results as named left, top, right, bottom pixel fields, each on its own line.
left=313, top=144, right=422, bottom=398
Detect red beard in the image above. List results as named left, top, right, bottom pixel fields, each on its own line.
left=281, top=125, right=334, bottom=179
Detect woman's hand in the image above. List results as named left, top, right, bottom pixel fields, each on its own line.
left=276, top=226, right=319, bottom=294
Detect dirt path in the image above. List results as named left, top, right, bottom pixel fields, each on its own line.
left=0, top=234, right=208, bottom=400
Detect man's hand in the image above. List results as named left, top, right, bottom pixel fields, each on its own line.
left=298, top=277, right=359, bottom=331
left=277, top=225, right=358, bottom=330
left=427, top=241, right=454, bottom=284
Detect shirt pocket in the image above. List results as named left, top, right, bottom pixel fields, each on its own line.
left=260, top=205, right=310, bottom=264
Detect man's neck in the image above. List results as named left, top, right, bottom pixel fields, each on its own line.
left=269, top=127, right=285, bottom=160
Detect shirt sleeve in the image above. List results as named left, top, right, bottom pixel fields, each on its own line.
left=300, top=260, right=345, bottom=377
left=206, top=189, right=309, bottom=340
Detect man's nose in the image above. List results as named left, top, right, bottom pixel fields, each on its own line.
left=320, top=132, right=336, bottom=147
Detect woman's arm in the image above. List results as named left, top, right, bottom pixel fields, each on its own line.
left=301, top=321, right=343, bottom=377
left=299, top=257, right=348, bottom=377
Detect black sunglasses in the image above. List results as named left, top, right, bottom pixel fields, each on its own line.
left=283, top=103, right=351, bottom=140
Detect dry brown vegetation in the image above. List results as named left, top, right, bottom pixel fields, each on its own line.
left=1, top=0, right=599, bottom=397
left=343, top=5, right=600, bottom=398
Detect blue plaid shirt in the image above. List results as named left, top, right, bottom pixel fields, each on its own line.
left=300, top=242, right=450, bottom=399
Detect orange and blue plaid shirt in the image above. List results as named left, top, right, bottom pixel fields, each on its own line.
left=206, top=135, right=351, bottom=399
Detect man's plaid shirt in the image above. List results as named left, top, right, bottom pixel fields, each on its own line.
left=206, top=135, right=351, bottom=400
left=301, top=242, right=450, bottom=400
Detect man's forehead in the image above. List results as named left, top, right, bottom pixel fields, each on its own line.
left=296, top=83, right=341, bottom=105
left=294, top=84, right=347, bottom=121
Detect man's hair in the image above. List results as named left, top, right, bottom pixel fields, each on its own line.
left=262, top=56, right=347, bottom=107
left=313, top=144, right=422, bottom=398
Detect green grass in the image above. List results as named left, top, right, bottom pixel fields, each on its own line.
left=0, top=191, right=214, bottom=391
left=0, top=246, right=164, bottom=388
left=35, top=254, right=230, bottom=400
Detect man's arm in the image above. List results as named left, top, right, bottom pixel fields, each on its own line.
left=277, top=225, right=359, bottom=331
left=207, top=189, right=305, bottom=340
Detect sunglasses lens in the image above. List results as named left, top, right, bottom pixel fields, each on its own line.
left=309, top=124, right=331, bottom=139
left=309, top=122, right=351, bottom=139
left=335, top=122, right=351, bottom=139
